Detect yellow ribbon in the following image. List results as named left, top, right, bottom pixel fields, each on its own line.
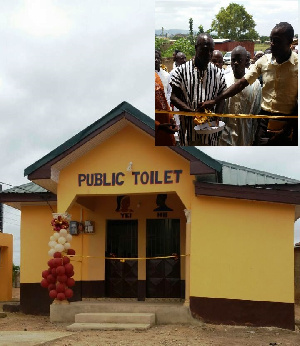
left=69, top=254, right=189, bottom=262
left=155, top=109, right=298, bottom=119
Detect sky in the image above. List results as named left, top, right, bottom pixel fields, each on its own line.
left=0, top=0, right=299, bottom=266
left=155, top=0, right=299, bottom=36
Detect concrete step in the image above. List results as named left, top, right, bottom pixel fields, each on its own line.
left=66, top=322, right=151, bottom=331
left=75, top=312, right=155, bottom=325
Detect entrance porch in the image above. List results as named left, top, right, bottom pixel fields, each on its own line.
left=50, top=299, right=196, bottom=324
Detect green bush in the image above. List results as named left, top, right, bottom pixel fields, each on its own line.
left=162, top=38, right=195, bottom=60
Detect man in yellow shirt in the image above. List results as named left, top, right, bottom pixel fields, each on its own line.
left=201, top=22, right=298, bottom=146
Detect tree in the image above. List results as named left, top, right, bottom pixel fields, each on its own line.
left=189, top=18, right=194, bottom=45
left=197, top=25, right=204, bottom=36
left=260, top=36, right=269, bottom=43
left=211, top=3, right=259, bottom=40
left=163, top=38, right=195, bottom=60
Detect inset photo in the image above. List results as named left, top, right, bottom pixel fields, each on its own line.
left=155, top=0, right=298, bottom=146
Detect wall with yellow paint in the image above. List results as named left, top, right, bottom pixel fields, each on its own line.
left=57, top=124, right=194, bottom=213
left=20, top=193, right=187, bottom=284
left=190, top=195, right=295, bottom=303
left=0, top=233, right=13, bottom=301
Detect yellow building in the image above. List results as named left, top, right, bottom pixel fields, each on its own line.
left=0, top=232, right=13, bottom=301
left=1, top=102, right=300, bottom=329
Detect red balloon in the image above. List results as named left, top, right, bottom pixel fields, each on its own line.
left=48, top=259, right=56, bottom=268
left=65, top=288, right=73, bottom=299
left=67, top=249, right=76, bottom=256
left=42, top=270, right=49, bottom=279
left=49, top=290, right=57, bottom=299
left=57, top=292, right=66, bottom=301
left=56, top=266, right=65, bottom=276
left=57, top=274, right=68, bottom=283
left=56, top=283, right=66, bottom=293
left=48, top=283, right=56, bottom=291
left=67, top=270, right=74, bottom=278
left=47, top=274, right=56, bottom=284
left=41, top=279, right=49, bottom=288
left=66, top=277, right=75, bottom=287
left=64, top=263, right=73, bottom=272
left=54, top=252, right=62, bottom=258
left=62, top=256, right=70, bottom=265
left=54, top=258, right=62, bottom=267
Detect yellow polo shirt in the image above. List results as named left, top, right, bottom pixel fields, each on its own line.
left=245, top=52, right=298, bottom=114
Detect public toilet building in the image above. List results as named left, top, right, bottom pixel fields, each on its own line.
left=1, top=102, right=300, bottom=330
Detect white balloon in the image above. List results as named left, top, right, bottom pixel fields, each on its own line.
left=48, top=248, right=55, bottom=257
left=58, top=237, right=66, bottom=245
left=66, top=234, right=72, bottom=242
left=60, top=229, right=68, bottom=236
left=64, top=242, right=71, bottom=250
left=54, top=243, right=64, bottom=252
left=53, top=232, right=60, bottom=240
left=48, top=241, right=57, bottom=248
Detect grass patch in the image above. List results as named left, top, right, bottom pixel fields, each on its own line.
left=254, top=43, right=270, bottom=52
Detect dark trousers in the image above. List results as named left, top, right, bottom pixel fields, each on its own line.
left=254, top=109, right=298, bottom=146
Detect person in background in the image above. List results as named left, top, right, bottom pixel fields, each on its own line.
left=246, top=51, right=251, bottom=69
left=200, top=22, right=298, bottom=146
left=167, top=52, right=187, bottom=104
left=170, top=33, right=226, bottom=145
left=155, top=72, right=177, bottom=146
left=155, top=50, right=170, bottom=97
left=253, top=51, right=264, bottom=86
left=172, top=49, right=180, bottom=69
left=211, top=50, right=224, bottom=69
left=254, top=51, right=264, bottom=62
left=219, top=46, right=262, bottom=146
left=167, top=52, right=187, bottom=142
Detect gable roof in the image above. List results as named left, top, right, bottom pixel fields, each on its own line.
left=22, top=101, right=299, bottom=191
left=24, top=102, right=222, bottom=183
left=24, top=102, right=154, bottom=177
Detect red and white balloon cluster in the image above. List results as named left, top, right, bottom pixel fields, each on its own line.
left=41, top=252, right=75, bottom=300
left=40, top=214, right=76, bottom=302
left=48, top=215, right=72, bottom=256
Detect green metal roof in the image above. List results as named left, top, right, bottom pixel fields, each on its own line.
left=219, top=160, right=300, bottom=185
left=24, top=101, right=223, bottom=177
left=1, top=182, right=49, bottom=194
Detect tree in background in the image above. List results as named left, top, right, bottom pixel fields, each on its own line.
left=155, top=37, right=168, bottom=51
left=211, top=3, right=259, bottom=40
left=197, top=25, right=204, bottom=36
left=162, top=38, right=195, bottom=60
left=189, top=18, right=194, bottom=45
left=260, top=36, right=269, bottom=43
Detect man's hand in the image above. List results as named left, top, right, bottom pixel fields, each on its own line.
left=197, top=99, right=216, bottom=111
left=158, top=123, right=178, bottom=134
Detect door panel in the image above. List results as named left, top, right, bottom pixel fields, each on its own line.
left=105, top=220, right=138, bottom=298
left=146, top=219, right=180, bottom=298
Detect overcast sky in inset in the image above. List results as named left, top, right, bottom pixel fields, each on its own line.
left=155, top=0, right=298, bottom=36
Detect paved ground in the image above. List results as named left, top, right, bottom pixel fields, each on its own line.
left=0, top=331, right=72, bottom=345
left=0, top=289, right=299, bottom=346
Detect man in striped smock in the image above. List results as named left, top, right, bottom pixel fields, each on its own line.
left=170, top=33, right=226, bottom=146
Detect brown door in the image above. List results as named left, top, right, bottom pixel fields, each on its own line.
left=105, top=220, right=138, bottom=298
left=146, top=219, right=181, bottom=298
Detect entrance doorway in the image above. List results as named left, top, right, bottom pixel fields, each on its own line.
left=146, top=219, right=181, bottom=298
left=105, top=220, right=138, bottom=297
